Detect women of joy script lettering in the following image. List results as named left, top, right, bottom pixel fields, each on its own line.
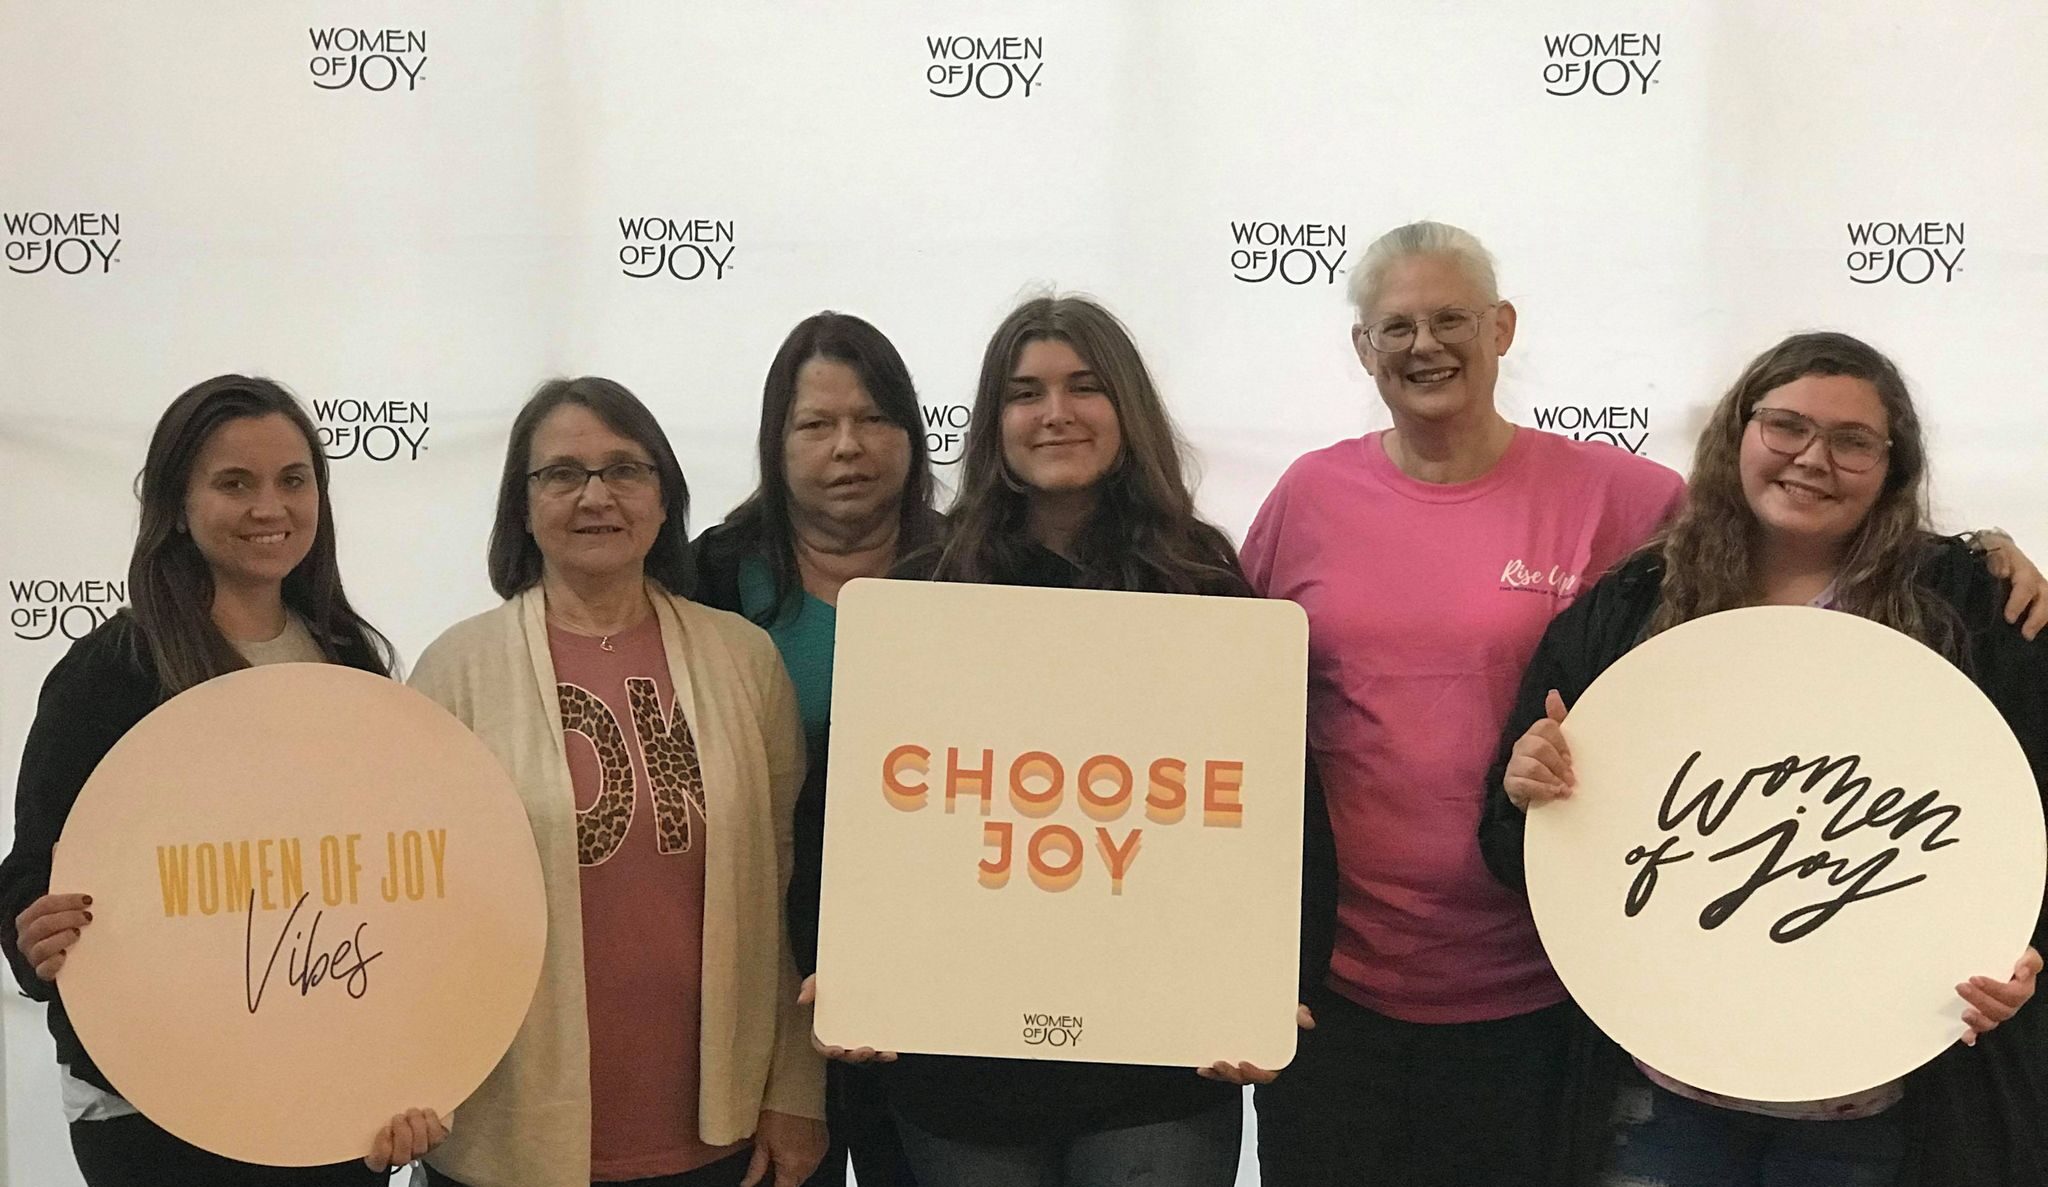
left=1622, top=750, right=1961, bottom=943
left=149, top=828, right=450, bottom=1012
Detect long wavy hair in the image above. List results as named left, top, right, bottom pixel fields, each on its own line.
left=717, top=312, right=942, bottom=623
left=1651, top=331, right=1954, bottom=651
left=129, top=375, right=393, bottom=695
left=487, top=376, right=695, bottom=598
left=927, top=295, right=1247, bottom=595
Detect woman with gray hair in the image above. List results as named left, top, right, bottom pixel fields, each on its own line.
left=1242, top=221, right=2045, bottom=1186
left=411, top=377, right=825, bottom=1187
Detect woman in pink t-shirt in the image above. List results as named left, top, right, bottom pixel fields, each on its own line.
left=1492, top=331, right=2048, bottom=1186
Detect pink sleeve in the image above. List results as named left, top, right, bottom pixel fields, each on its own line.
left=1589, top=461, right=1687, bottom=576
left=1241, top=471, right=1291, bottom=598
left=1652, top=468, right=1688, bottom=528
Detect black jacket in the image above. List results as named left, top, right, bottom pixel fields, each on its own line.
left=0, top=612, right=384, bottom=1097
left=1479, top=538, right=2048, bottom=1187
left=691, top=521, right=835, bottom=979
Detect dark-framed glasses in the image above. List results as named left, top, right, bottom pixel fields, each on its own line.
left=1362, top=303, right=1499, bottom=352
left=1748, top=407, right=1890, bottom=474
left=526, top=460, right=660, bottom=498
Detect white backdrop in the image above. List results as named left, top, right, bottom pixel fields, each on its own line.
left=4, top=3, right=2045, bottom=1183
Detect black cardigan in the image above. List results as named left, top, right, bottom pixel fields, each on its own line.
left=1479, top=538, right=2048, bottom=1187
left=0, top=612, right=384, bottom=1097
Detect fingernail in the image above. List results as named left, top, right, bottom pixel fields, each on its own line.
left=83, top=912, right=92, bottom=923
left=81, top=896, right=92, bottom=906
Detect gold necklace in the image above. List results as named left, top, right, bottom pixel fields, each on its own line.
left=547, top=609, right=639, bottom=652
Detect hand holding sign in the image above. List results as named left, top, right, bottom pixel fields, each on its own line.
left=1957, top=946, right=2042, bottom=1046
left=1504, top=690, right=1575, bottom=807
left=366, top=1108, right=450, bottom=1173
left=1197, top=1004, right=1318, bottom=1085
left=14, top=891, right=94, bottom=981
left=797, top=975, right=896, bottom=1064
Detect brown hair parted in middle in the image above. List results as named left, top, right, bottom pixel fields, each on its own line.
left=926, top=294, right=1248, bottom=596
left=129, top=374, right=392, bottom=694
left=486, top=376, right=695, bottom=599
left=1651, top=330, right=1955, bottom=651
left=713, top=311, right=943, bottom=624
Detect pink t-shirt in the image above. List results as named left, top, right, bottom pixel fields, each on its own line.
left=549, top=617, right=745, bottom=1180
left=1243, top=428, right=1685, bottom=1023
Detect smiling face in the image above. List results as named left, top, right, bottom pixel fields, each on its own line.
left=525, top=403, right=667, bottom=585
left=182, top=413, right=320, bottom=595
left=1000, top=337, right=1124, bottom=496
left=1352, top=252, right=1515, bottom=427
left=782, top=356, right=912, bottom=531
left=1739, top=373, right=1892, bottom=556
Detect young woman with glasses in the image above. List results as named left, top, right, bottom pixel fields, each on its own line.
left=1486, top=331, right=2048, bottom=1187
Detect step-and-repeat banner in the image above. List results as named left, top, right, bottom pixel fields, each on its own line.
left=4, top=3, right=2044, bottom=1183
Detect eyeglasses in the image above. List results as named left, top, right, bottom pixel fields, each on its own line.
left=1748, top=407, right=1891, bottom=474
left=526, top=461, right=660, bottom=498
left=1362, top=304, right=1499, bottom=353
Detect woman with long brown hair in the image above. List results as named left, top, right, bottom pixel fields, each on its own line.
left=0, top=375, right=442, bottom=1185
left=1485, top=331, right=2048, bottom=1186
left=824, top=294, right=1265, bottom=1186
left=918, top=298, right=1245, bottom=596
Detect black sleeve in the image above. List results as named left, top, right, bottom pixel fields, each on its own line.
left=1478, top=565, right=1649, bottom=895
left=1929, top=538, right=2048, bottom=951
left=1895, top=538, right=2048, bottom=1186
left=0, top=627, right=153, bottom=1000
left=689, top=524, right=748, bottom=615
left=1297, top=749, right=1337, bottom=1003
left=785, top=730, right=829, bottom=979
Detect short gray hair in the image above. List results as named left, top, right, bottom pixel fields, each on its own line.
left=1347, top=220, right=1500, bottom=316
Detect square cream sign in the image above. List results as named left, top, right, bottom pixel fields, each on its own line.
left=815, top=579, right=1308, bottom=1069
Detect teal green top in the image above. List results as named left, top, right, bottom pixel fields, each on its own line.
left=736, top=554, right=836, bottom=751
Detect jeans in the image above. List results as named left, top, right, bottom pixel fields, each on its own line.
left=1603, top=1081, right=1907, bottom=1187
left=892, top=1096, right=1240, bottom=1187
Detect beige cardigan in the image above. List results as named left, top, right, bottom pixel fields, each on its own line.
left=410, top=584, right=823, bottom=1187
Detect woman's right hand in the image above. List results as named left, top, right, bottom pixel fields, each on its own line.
left=796, top=974, right=897, bottom=1064
left=1503, top=690, right=1574, bottom=810
left=15, top=893, right=93, bottom=982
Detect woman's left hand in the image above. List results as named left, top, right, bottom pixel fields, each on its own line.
left=1958, top=947, right=2042, bottom=1045
left=1982, top=533, right=2048, bottom=640
left=742, top=1109, right=827, bottom=1187
left=1197, top=1003, right=1315, bottom=1085
left=364, top=1107, right=449, bottom=1172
